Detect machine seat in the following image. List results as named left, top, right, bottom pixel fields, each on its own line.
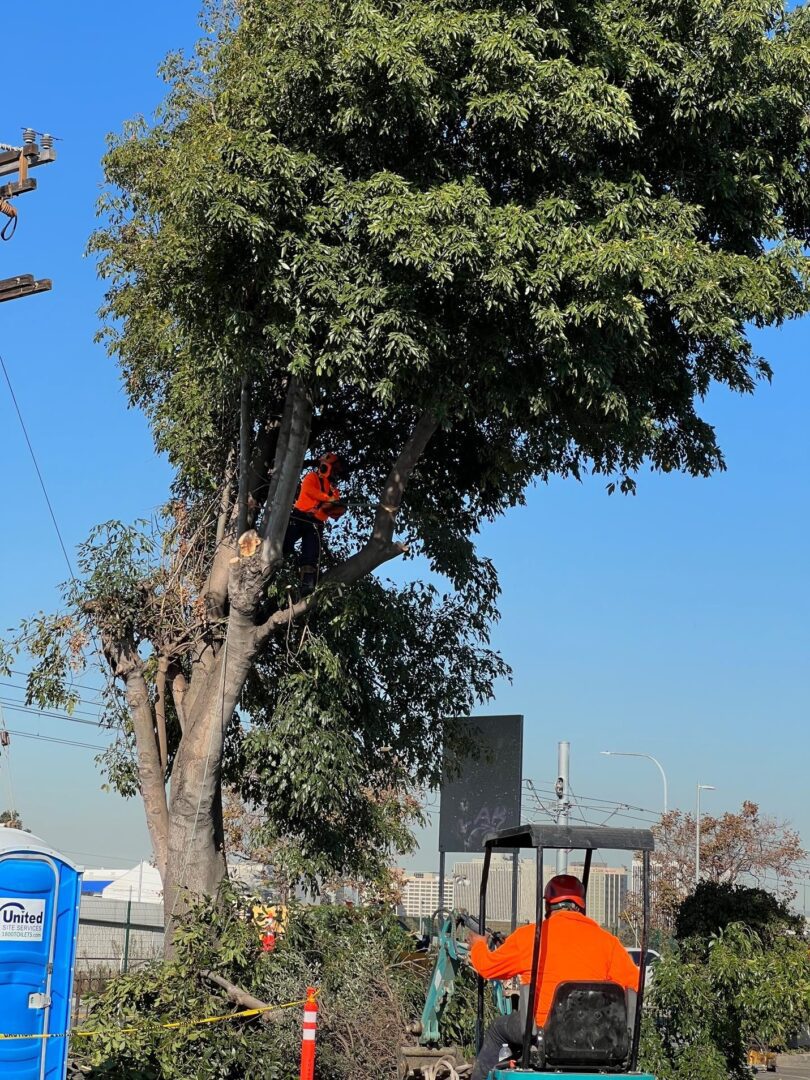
left=542, top=981, right=629, bottom=1069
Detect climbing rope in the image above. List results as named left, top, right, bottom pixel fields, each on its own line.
left=0, top=198, right=17, bottom=241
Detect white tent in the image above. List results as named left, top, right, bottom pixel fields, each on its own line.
left=100, top=861, right=162, bottom=903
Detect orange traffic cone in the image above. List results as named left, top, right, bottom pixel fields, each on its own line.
left=299, top=987, right=318, bottom=1080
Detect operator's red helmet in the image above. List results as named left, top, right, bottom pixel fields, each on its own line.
left=544, top=874, right=586, bottom=911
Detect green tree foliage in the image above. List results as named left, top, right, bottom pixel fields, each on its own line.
left=641, top=924, right=810, bottom=1080
left=74, top=891, right=427, bottom=1080
left=675, top=880, right=805, bottom=947
left=95, top=0, right=810, bottom=508
left=6, top=0, right=810, bottom=923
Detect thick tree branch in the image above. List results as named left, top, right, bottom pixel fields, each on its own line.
left=255, top=410, right=438, bottom=645
left=169, top=663, right=188, bottom=734
left=102, top=635, right=170, bottom=879
left=205, top=406, right=286, bottom=620
left=215, top=449, right=236, bottom=548
left=154, top=656, right=169, bottom=774
left=325, top=409, right=438, bottom=584
left=246, top=415, right=282, bottom=526
left=260, top=376, right=313, bottom=570
left=237, top=373, right=252, bottom=537
left=199, top=969, right=284, bottom=1024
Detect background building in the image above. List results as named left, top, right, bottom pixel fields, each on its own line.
left=449, top=857, right=630, bottom=929
left=400, top=872, right=454, bottom=921
left=452, top=856, right=540, bottom=924
left=570, top=862, right=628, bottom=931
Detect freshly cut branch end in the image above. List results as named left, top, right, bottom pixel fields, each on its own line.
left=238, top=530, right=262, bottom=559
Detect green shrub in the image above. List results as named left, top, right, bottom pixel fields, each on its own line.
left=73, top=892, right=426, bottom=1080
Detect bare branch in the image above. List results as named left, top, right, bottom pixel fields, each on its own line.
left=103, top=636, right=169, bottom=879
left=199, top=969, right=284, bottom=1024
left=155, top=656, right=169, bottom=774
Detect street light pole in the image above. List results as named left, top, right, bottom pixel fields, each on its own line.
left=695, top=784, right=716, bottom=886
left=601, top=751, right=669, bottom=815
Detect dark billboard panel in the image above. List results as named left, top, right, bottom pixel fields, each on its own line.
left=439, top=715, right=523, bottom=853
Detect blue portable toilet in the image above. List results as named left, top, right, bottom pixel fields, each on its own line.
left=0, top=827, right=82, bottom=1080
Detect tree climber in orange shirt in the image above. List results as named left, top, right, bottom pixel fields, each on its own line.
left=467, top=874, right=640, bottom=1080
left=283, top=452, right=349, bottom=594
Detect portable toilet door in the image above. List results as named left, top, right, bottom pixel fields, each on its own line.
left=0, top=828, right=82, bottom=1080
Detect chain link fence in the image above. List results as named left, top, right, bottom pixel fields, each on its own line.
left=73, top=897, right=164, bottom=1020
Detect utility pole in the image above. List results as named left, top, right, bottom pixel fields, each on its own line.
left=0, top=128, right=57, bottom=304
left=555, top=741, right=571, bottom=875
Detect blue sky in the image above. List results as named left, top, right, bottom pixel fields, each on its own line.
left=0, top=4, right=807, bottom=886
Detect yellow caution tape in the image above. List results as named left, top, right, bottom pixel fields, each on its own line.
left=0, top=995, right=310, bottom=1042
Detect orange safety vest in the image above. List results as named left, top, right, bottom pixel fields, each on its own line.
left=469, top=910, right=640, bottom=1027
left=294, top=470, right=344, bottom=523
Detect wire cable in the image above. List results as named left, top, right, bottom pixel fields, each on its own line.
left=0, top=351, right=76, bottom=579
left=7, top=668, right=105, bottom=698
left=3, top=728, right=109, bottom=751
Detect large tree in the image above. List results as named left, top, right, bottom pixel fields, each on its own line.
left=4, top=0, right=810, bottom=940
left=626, top=801, right=806, bottom=936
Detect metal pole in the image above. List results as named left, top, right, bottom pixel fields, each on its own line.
left=511, top=851, right=519, bottom=930
left=556, top=740, right=570, bottom=875
left=476, top=846, right=492, bottom=1053
left=601, top=752, right=668, bottom=816
left=629, top=850, right=650, bottom=1072
left=122, top=895, right=132, bottom=974
left=438, top=851, right=446, bottom=915
left=522, top=848, right=544, bottom=1069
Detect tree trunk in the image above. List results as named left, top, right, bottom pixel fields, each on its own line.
left=162, top=612, right=257, bottom=949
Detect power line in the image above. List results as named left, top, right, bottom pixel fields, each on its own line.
left=0, top=700, right=103, bottom=729
left=0, top=351, right=76, bottom=579
left=6, top=668, right=105, bottom=699
left=0, top=684, right=104, bottom=718
left=59, top=848, right=147, bottom=866
left=0, top=350, right=122, bottom=748
left=1, top=679, right=105, bottom=714
left=3, top=727, right=109, bottom=751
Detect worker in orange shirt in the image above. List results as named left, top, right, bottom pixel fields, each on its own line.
left=467, top=874, right=639, bottom=1080
left=283, top=452, right=348, bottom=593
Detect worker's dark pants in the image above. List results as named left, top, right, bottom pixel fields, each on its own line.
left=471, top=1011, right=527, bottom=1080
left=283, top=512, right=323, bottom=574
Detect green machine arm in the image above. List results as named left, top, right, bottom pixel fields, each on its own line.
left=419, top=911, right=510, bottom=1046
